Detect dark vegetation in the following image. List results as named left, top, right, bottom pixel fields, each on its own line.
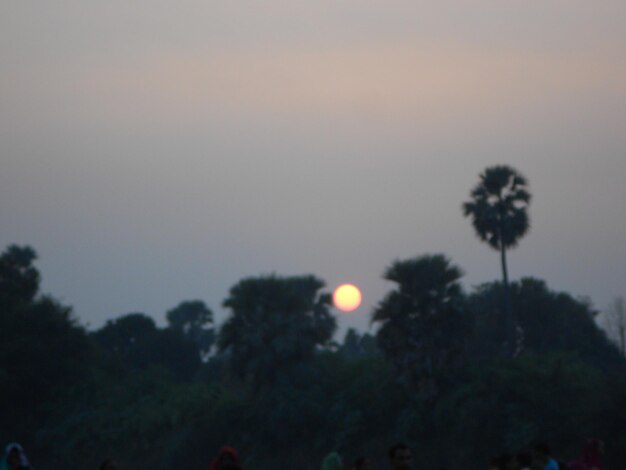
left=1, top=166, right=625, bottom=469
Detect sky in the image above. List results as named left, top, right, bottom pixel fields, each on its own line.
left=1, top=1, right=625, bottom=336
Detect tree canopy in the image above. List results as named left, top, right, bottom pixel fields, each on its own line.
left=462, top=165, right=531, bottom=251
left=372, top=254, right=468, bottom=396
left=219, top=274, right=336, bottom=386
left=166, top=300, right=215, bottom=359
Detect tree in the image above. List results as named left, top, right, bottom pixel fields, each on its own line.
left=601, top=297, right=626, bottom=356
left=0, top=245, right=92, bottom=450
left=218, top=274, right=336, bottom=386
left=372, top=254, right=467, bottom=397
left=93, top=312, right=200, bottom=379
left=340, top=328, right=379, bottom=360
left=468, top=278, right=624, bottom=368
left=166, top=300, right=215, bottom=359
left=436, top=353, right=609, bottom=464
left=462, top=165, right=531, bottom=356
left=0, top=244, right=40, bottom=308
left=93, top=312, right=157, bottom=360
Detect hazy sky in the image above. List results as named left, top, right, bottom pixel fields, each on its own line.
left=1, top=1, right=625, bottom=336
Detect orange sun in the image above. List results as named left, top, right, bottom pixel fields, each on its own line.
left=333, top=284, right=362, bottom=312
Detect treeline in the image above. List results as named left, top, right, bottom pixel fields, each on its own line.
left=2, top=166, right=625, bottom=469
left=1, top=245, right=625, bottom=470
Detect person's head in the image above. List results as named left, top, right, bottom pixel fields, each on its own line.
left=321, top=452, right=343, bottom=470
left=388, top=443, right=412, bottom=470
left=505, top=456, right=520, bottom=470
left=7, top=448, right=21, bottom=468
left=490, top=454, right=512, bottom=470
left=533, top=443, right=551, bottom=460
left=354, top=456, right=372, bottom=470
left=4, top=444, right=28, bottom=470
left=220, top=464, right=242, bottom=470
left=581, top=439, right=604, bottom=467
left=516, top=452, right=532, bottom=469
left=220, top=454, right=236, bottom=465
left=211, top=447, right=240, bottom=470
left=99, top=458, right=119, bottom=470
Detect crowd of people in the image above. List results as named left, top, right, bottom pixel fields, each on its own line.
left=0, top=439, right=604, bottom=469
left=199, top=440, right=603, bottom=470
left=315, top=440, right=604, bottom=470
left=488, top=440, right=603, bottom=470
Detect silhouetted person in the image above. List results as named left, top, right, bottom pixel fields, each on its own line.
left=388, top=443, right=412, bottom=470
left=353, top=456, right=372, bottom=470
left=490, top=454, right=514, bottom=470
left=209, top=447, right=240, bottom=470
left=516, top=451, right=532, bottom=470
left=569, top=439, right=603, bottom=470
left=220, top=464, right=242, bottom=470
left=534, top=443, right=559, bottom=470
left=321, top=452, right=343, bottom=470
left=1, top=443, right=32, bottom=470
left=99, top=458, right=119, bottom=470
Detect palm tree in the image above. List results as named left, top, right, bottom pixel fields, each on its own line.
left=462, top=165, right=531, bottom=356
left=218, top=274, right=336, bottom=387
left=372, top=254, right=467, bottom=397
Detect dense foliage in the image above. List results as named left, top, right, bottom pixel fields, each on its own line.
left=1, top=244, right=625, bottom=470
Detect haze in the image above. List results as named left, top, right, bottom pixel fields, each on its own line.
left=1, top=1, right=625, bottom=334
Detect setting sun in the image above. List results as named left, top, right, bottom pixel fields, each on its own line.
left=332, top=284, right=362, bottom=312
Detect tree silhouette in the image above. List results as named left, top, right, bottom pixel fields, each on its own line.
left=93, top=312, right=157, bottom=359
left=0, top=244, right=92, bottom=448
left=166, top=300, right=215, bottom=359
left=340, top=328, right=379, bottom=360
left=468, top=278, right=624, bottom=368
left=93, top=312, right=200, bottom=379
left=372, top=254, right=467, bottom=397
left=0, top=245, right=40, bottom=308
left=218, top=274, right=336, bottom=387
left=462, top=165, right=531, bottom=356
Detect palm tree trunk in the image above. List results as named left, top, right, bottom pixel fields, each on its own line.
left=500, top=243, right=514, bottom=357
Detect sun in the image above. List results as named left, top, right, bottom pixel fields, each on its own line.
left=333, top=284, right=362, bottom=312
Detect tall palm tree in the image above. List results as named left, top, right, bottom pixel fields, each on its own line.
left=462, top=165, right=531, bottom=356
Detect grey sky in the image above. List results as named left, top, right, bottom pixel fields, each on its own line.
left=1, top=1, right=625, bottom=335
